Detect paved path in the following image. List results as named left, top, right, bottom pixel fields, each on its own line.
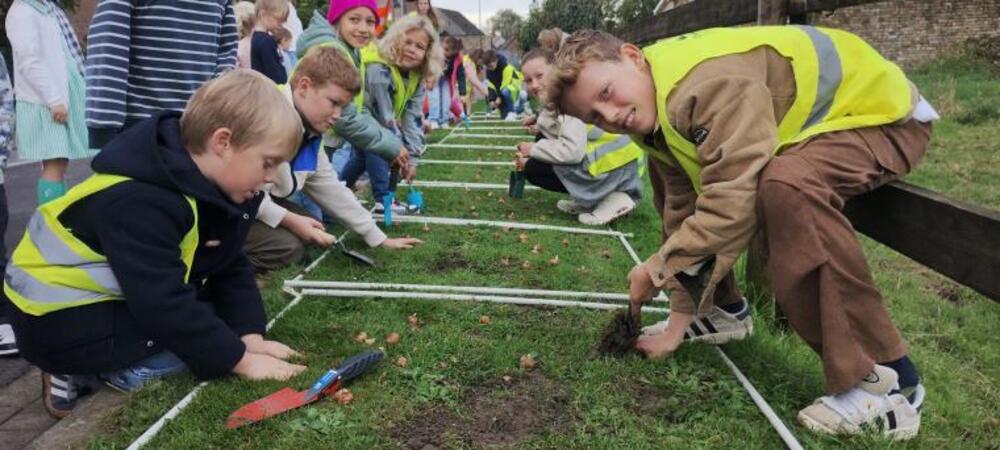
left=1, top=158, right=101, bottom=449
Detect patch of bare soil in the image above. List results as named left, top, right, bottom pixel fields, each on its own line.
left=430, top=251, right=472, bottom=273
left=390, top=371, right=575, bottom=449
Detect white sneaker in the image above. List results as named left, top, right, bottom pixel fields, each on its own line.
left=504, top=112, right=518, bottom=121
left=373, top=200, right=409, bottom=215
left=440, top=122, right=450, bottom=130
left=641, top=297, right=753, bottom=344
left=798, top=365, right=921, bottom=441
left=427, top=121, right=440, bottom=131
left=556, top=199, right=585, bottom=215
left=0, top=322, right=18, bottom=356
left=578, top=192, right=636, bottom=225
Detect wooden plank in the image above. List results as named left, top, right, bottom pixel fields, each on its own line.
left=619, top=0, right=758, bottom=43
left=844, top=181, right=1000, bottom=301
left=757, top=0, right=789, bottom=25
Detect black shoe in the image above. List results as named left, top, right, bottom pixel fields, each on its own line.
left=41, top=373, right=96, bottom=419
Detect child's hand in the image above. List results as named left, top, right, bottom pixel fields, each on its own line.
left=242, top=334, right=302, bottom=360
left=521, top=114, right=537, bottom=127
left=282, top=212, right=336, bottom=247
left=391, top=147, right=410, bottom=171
left=634, top=311, right=693, bottom=359
left=233, top=352, right=306, bottom=381
left=50, top=104, right=68, bottom=124
left=513, top=155, right=527, bottom=171
left=402, top=164, right=417, bottom=183
left=380, top=236, right=424, bottom=249
left=516, top=142, right=533, bottom=158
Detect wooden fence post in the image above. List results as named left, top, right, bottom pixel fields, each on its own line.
left=757, top=0, right=789, bottom=25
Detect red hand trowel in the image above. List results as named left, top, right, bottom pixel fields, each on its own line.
left=226, top=350, right=383, bottom=429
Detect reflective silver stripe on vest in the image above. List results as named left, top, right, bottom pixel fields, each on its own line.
left=587, top=127, right=606, bottom=140
left=586, top=135, right=634, bottom=169
left=797, top=26, right=843, bottom=129
left=24, top=212, right=123, bottom=295
left=5, top=265, right=110, bottom=304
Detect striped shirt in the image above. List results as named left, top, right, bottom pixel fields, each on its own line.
left=84, top=0, right=237, bottom=140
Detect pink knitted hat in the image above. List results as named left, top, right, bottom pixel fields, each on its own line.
left=326, top=0, right=380, bottom=26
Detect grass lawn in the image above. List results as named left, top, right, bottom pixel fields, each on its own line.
left=88, top=53, right=998, bottom=449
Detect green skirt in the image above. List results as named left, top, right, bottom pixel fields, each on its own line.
left=15, top=55, right=93, bottom=162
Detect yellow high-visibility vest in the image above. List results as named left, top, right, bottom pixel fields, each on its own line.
left=584, top=126, right=644, bottom=177
left=4, top=175, right=199, bottom=316
left=487, top=64, right=523, bottom=100
left=360, top=45, right=422, bottom=119
left=643, top=26, right=913, bottom=191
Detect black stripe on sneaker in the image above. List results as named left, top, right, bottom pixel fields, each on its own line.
left=734, top=308, right=750, bottom=321
left=689, top=322, right=704, bottom=337
left=886, top=410, right=897, bottom=430
left=700, top=318, right=718, bottom=334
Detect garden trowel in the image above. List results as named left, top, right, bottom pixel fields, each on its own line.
left=225, top=350, right=384, bottom=429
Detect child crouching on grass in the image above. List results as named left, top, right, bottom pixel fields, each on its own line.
left=245, top=46, right=423, bottom=272
left=514, top=47, right=643, bottom=226
left=339, top=14, right=443, bottom=213
left=4, top=70, right=307, bottom=419
left=546, top=28, right=935, bottom=440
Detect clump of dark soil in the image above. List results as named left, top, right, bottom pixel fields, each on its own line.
left=430, top=251, right=472, bottom=273
left=592, top=310, right=641, bottom=357
left=390, top=371, right=574, bottom=449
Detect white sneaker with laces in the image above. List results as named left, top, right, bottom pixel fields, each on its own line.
left=641, top=298, right=753, bottom=344
left=504, top=112, right=518, bottom=121
left=797, top=365, right=921, bottom=440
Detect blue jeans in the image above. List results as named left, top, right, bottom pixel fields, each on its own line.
left=287, top=190, right=322, bottom=220
left=339, top=147, right=392, bottom=202
left=101, top=351, right=187, bottom=392
left=495, top=87, right=523, bottom=117
left=427, top=77, right=452, bottom=125
left=330, top=143, right=353, bottom=175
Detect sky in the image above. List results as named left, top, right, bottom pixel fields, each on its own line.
left=427, top=0, right=534, bottom=31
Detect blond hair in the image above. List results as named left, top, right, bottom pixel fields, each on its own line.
left=376, top=15, right=443, bottom=81
left=234, top=2, right=256, bottom=39
left=545, top=29, right=626, bottom=113
left=255, top=0, right=289, bottom=20
left=181, top=69, right=302, bottom=157
left=291, top=46, right=361, bottom=96
left=537, top=27, right=565, bottom=52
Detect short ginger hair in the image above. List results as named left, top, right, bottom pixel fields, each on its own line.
left=291, top=45, right=362, bottom=96
left=545, top=29, right=627, bottom=113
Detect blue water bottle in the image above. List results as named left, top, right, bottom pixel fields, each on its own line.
left=383, top=192, right=394, bottom=227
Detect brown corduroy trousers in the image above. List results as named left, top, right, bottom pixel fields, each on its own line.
left=756, top=119, right=932, bottom=393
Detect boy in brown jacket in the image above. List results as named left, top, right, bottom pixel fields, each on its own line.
left=546, top=27, right=938, bottom=440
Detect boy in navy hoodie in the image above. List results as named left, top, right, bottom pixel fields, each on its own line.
left=3, top=70, right=307, bottom=418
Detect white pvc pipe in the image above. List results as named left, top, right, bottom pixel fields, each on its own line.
left=300, top=288, right=671, bottom=314
left=448, top=133, right=526, bottom=140
left=410, top=180, right=539, bottom=190
left=613, top=233, right=801, bottom=450
left=427, top=143, right=512, bottom=150
left=462, top=126, right=529, bottom=130
left=419, top=159, right=509, bottom=166
left=372, top=214, right=632, bottom=237
left=715, top=347, right=804, bottom=450
left=284, top=280, right=656, bottom=303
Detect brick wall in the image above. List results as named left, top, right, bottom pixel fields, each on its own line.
left=812, top=0, right=1000, bottom=68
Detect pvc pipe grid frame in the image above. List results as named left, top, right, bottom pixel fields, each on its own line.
left=128, top=116, right=803, bottom=450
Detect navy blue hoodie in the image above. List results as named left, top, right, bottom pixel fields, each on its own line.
left=8, top=112, right=265, bottom=379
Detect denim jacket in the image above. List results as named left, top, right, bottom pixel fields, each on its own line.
left=363, top=63, right=426, bottom=160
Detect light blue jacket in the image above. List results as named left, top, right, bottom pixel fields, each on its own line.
left=364, top=63, right=426, bottom=161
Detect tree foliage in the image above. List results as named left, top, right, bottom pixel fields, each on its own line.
left=517, top=0, right=616, bottom=51
left=489, top=9, right=524, bottom=46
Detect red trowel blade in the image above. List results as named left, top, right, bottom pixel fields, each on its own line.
left=226, top=387, right=316, bottom=429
